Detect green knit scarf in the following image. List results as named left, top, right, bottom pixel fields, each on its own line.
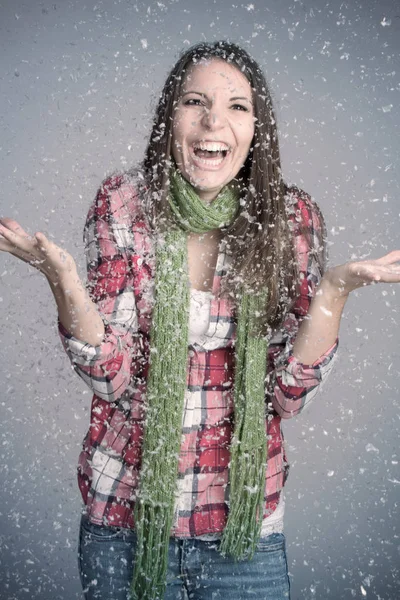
left=131, top=170, right=269, bottom=600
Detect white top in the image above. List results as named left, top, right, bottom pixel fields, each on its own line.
left=185, top=289, right=284, bottom=539
left=188, top=288, right=214, bottom=345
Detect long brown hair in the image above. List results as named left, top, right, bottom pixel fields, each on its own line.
left=133, top=41, right=326, bottom=334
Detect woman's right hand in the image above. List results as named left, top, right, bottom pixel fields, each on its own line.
left=1, top=217, right=105, bottom=345
left=0, top=218, right=76, bottom=283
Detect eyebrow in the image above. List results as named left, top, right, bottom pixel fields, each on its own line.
left=181, top=91, right=253, bottom=104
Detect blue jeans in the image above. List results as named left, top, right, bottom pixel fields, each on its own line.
left=78, top=515, right=290, bottom=599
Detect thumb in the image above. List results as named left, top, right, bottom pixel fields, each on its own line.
left=34, top=231, right=50, bottom=249
left=34, top=232, right=55, bottom=258
left=35, top=231, right=46, bottom=242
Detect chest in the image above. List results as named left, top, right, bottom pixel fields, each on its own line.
left=186, top=231, right=221, bottom=292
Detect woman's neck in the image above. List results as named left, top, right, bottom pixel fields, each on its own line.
left=187, top=229, right=222, bottom=292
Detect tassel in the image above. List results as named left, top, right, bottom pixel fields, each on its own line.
left=220, top=446, right=266, bottom=559
left=131, top=504, right=173, bottom=600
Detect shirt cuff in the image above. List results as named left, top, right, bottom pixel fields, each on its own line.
left=58, top=318, right=122, bottom=366
left=286, top=338, right=339, bottom=370
left=275, top=338, right=338, bottom=393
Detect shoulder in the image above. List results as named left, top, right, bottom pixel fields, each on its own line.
left=285, top=185, right=325, bottom=233
left=284, top=184, right=327, bottom=273
left=87, top=169, right=148, bottom=227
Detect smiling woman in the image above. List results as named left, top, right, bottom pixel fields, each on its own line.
left=1, top=40, right=400, bottom=600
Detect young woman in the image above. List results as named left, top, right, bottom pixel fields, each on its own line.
left=1, top=41, right=399, bottom=600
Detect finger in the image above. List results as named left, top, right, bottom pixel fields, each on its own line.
left=374, top=250, right=400, bottom=265
left=34, top=232, right=62, bottom=261
left=349, top=261, right=400, bottom=287
left=0, top=224, right=43, bottom=264
left=382, top=262, right=400, bottom=276
left=0, top=218, right=31, bottom=238
left=34, top=231, right=49, bottom=250
left=0, top=238, right=16, bottom=253
left=367, top=265, right=400, bottom=284
left=0, top=238, right=39, bottom=265
left=0, top=222, right=35, bottom=248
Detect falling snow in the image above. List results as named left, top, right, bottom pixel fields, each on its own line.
left=1, top=0, right=399, bottom=599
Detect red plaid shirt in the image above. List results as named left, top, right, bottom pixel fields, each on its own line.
left=59, top=174, right=338, bottom=536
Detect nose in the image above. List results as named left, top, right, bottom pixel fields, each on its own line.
left=200, top=105, right=226, bottom=130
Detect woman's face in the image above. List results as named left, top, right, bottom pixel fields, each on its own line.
left=171, top=58, right=255, bottom=202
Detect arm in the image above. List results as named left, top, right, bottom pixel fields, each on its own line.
left=58, top=175, right=148, bottom=402
left=267, top=195, right=338, bottom=419
left=48, top=269, right=105, bottom=346
left=292, top=251, right=400, bottom=364
left=268, top=195, right=400, bottom=419
left=0, top=175, right=147, bottom=403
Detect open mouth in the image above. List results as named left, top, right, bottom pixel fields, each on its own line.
left=191, top=141, right=231, bottom=166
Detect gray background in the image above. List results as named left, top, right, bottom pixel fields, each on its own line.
left=0, top=0, right=399, bottom=598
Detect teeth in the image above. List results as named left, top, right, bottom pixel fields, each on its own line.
left=193, top=141, right=230, bottom=152
left=195, top=156, right=224, bottom=166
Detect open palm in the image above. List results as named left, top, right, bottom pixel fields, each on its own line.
left=0, top=218, right=75, bottom=283
left=326, top=250, right=400, bottom=296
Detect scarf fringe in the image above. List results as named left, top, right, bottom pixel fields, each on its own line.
left=220, top=445, right=266, bottom=560
left=131, top=503, right=173, bottom=600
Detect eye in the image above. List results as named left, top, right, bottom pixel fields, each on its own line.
left=231, top=103, right=250, bottom=112
left=183, top=98, right=204, bottom=106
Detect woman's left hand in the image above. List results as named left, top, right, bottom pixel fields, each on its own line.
left=323, top=250, right=400, bottom=298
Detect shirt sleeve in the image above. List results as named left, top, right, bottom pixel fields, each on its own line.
left=58, top=175, right=147, bottom=403
left=266, top=193, right=338, bottom=419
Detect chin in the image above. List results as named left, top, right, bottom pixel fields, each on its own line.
left=186, top=169, right=230, bottom=191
